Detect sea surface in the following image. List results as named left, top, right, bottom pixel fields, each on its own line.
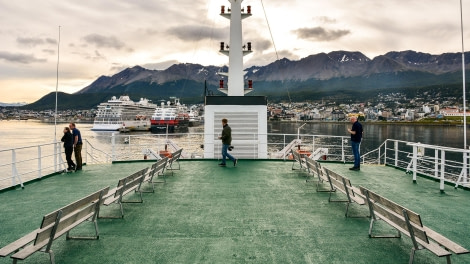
left=1, top=120, right=468, bottom=152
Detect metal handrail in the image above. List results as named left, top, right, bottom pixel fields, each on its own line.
left=2, top=133, right=468, bottom=191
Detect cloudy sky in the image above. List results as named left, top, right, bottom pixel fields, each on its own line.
left=1, top=0, right=468, bottom=103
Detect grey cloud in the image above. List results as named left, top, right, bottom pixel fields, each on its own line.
left=46, top=38, right=57, bottom=45
left=254, top=39, right=272, bottom=51
left=82, top=34, right=126, bottom=49
left=315, top=16, right=337, bottom=24
left=167, top=25, right=227, bottom=41
left=0, top=51, right=46, bottom=64
left=83, top=50, right=106, bottom=62
left=293, top=27, right=350, bottom=41
left=42, top=49, right=55, bottom=55
left=17, top=37, right=45, bottom=47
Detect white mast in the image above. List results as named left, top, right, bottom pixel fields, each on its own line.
left=219, top=0, right=252, bottom=96
left=204, top=1, right=267, bottom=159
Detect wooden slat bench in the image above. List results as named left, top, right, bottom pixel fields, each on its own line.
left=291, top=149, right=308, bottom=171
left=99, top=167, right=149, bottom=219
left=166, top=148, right=183, bottom=176
left=322, top=168, right=366, bottom=218
left=139, top=157, right=168, bottom=192
left=305, top=157, right=333, bottom=192
left=359, top=186, right=469, bottom=264
left=0, top=187, right=109, bottom=264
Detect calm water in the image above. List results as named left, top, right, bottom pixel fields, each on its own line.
left=0, top=120, right=468, bottom=152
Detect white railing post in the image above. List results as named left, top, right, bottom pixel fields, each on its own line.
left=89, top=141, right=92, bottom=165
left=394, top=141, right=398, bottom=167
left=11, top=149, right=17, bottom=187
left=53, top=139, right=57, bottom=172
left=383, top=140, right=387, bottom=165
left=440, top=150, right=446, bottom=193
left=57, top=142, right=66, bottom=172
left=312, top=135, right=315, bottom=155
left=412, top=146, right=417, bottom=183
left=11, top=149, right=23, bottom=189
left=283, top=134, right=286, bottom=161
left=434, top=149, right=439, bottom=180
left=38, top=146, right=42, bottom=179
left=341, top=138, right=345, bottom=162
left=111, top=132, right=116, bottom=162
left=377, top=145, right=381, bottom=165
left=465, top=152, right=468, bottom=184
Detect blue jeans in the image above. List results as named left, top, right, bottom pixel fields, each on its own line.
left=221, top=144, right=235, bottom=164
left=351, top=141, right=361, bottom=168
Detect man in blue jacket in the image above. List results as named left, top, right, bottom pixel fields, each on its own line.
left=69, top=122, right=83, bottom=171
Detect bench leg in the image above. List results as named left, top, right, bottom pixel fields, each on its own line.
left=152, top=171, right=166, bottom=183
left=369, top=219, right=401, bottom=238
left=328, top=189, right=348, bottom=203
left=98, top=203, right=125, bottom=219
left=409, top=248, right=416, bottom=264
left=65, top=220, right=100, bottom=240
left=123, top=191, right=143, bottom=203
left=138, top=181, right=155, bottom=194
left=316, top=178, right=334, bottom=192
left=49, top=250, right=55, bottom=264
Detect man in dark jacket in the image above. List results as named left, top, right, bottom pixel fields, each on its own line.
left=61, top=126, right=76, bottom=171
left=347, top=116, right=363, bottom=170
left=218, top=118, right=237, bottom=167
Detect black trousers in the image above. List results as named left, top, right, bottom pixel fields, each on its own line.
left=65, top=146, right=75, bottom=168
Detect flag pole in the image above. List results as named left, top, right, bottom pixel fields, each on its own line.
left=460, top=0, right=467, bottom=149
left=55, top=26, right=61, bottom=139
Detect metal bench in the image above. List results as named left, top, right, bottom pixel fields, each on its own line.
left=0, top=187, right=109, bottom=264
left=99, top=167, right=149, bottom=219
left=322, top=168, right=366, bottom=218
left=360, top=186, right=469, bottom=264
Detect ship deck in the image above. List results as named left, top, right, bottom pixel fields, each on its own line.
left=0, top=160, right=469, bottom=264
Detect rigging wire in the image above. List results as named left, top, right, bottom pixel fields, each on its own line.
left=260, top=0, right=292, bottom=105
left=180, top=0, right=218, bottom=102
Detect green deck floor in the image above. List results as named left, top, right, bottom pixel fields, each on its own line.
left=0, top=160, right=469, bottom=264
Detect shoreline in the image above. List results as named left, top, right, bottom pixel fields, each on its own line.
left=269, top=120, right=468, bottom=126
left=2, top=118, right=467, bottom=127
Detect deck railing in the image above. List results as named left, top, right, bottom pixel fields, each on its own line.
left=362, top=139, right=470, bottom=191
left=2, top=133, right=468, bottom=191
left=0, top=141, right=82, bottom=190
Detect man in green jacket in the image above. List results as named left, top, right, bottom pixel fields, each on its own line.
left=218, top=118, right=237, bottom=167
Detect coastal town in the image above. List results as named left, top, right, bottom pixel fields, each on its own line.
left=0, top=91, right=468, bottom=124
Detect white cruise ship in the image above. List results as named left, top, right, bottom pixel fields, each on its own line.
left=91, top=95, right=157, bottom=131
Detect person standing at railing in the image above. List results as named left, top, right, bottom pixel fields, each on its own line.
left=61, top=127, right=76, bottom=171
left=69, top=122, right=83, bottom=171
left=347, top=116, right=363, bottom=171
left=218, top=118, right=237, bottom=167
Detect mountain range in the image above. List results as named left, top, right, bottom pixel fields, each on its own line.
left=25, top=50, right=470, bottom=110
